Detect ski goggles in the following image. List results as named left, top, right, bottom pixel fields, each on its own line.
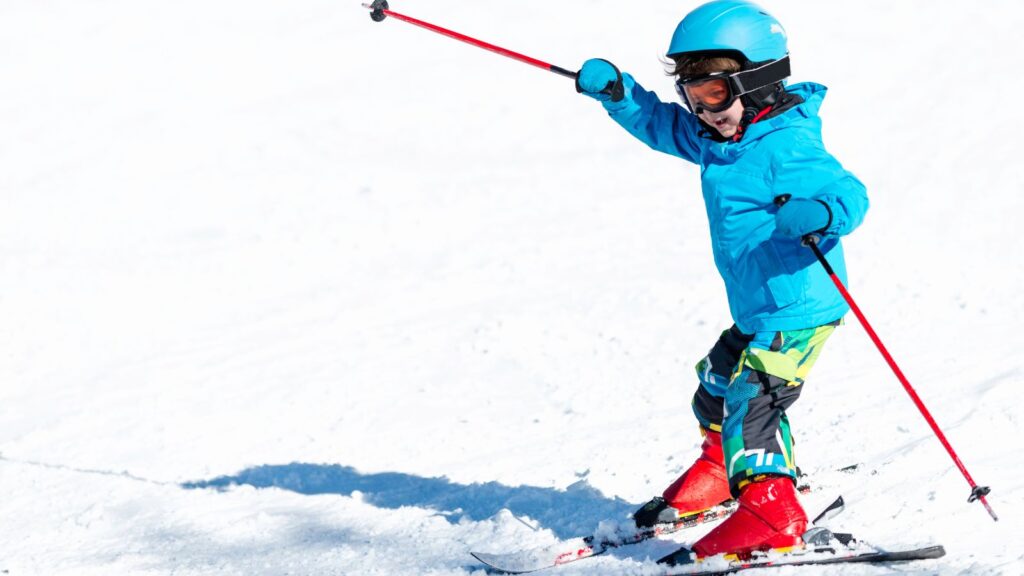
left=674, top=56, right=791, bottom=114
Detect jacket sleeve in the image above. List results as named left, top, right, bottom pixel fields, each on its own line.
left=771, top=137, right=869, bottom=237
left=599, top=74, right=703, bottom=165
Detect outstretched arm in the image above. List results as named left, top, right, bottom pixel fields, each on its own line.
left=576, top=59, right=703, bottom=164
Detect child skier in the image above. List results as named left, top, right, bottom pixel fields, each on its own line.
left=575, top=0, right=868, bottom=558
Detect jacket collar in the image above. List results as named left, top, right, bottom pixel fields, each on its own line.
left=738, top=82, right=827, bottom=143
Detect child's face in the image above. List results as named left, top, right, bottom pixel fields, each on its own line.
left=699, top=98, right=745, bottom=139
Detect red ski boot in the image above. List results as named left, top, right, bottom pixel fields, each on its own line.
left=663, top=428, right=732, bottom=513
left=634, top=429, right=732, bottom=528
left=691, top=475, right=808, bottom=558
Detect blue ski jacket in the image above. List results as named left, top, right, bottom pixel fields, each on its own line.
left=600, top=78, right=868, bottom=333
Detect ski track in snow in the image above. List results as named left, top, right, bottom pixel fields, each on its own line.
left=1, top=0, right=1022, bottom=574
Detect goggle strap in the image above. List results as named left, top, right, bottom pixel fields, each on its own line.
left=730, top=56, right=791, bottom=96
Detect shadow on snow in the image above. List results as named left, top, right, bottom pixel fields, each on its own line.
left=182, top=463, right=636, bottom=539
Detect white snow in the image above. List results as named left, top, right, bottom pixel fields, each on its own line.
left=1, top=0, right=1022, bottom=574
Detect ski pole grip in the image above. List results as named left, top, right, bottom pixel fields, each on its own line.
left=773, top=194, right=820, bottom=247
left=575, top=59, right=625, bottom=102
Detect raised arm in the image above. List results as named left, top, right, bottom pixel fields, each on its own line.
left=576, top=59, right=703, bottom=164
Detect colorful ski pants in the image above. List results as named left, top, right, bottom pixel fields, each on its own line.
left=692, top=321, right=839, bottom=496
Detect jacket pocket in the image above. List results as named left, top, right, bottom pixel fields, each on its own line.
left=752, top=244, right=800, bottom=309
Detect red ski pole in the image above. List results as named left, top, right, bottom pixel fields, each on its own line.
left=774, top=195, right=997, bottom=521
left=362, top=0, right=578, bottom=80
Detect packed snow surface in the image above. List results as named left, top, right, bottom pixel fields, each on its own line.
left=2, top=1, right=1022, bottom=574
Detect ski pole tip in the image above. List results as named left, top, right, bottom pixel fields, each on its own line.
left=969, top=486, right=999, bottom=521
left=981, top=498, right=999, bottom=522
left=981, top=499, right=999, bottom=522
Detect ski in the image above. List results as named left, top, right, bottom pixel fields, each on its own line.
left=471, top=502, right=738, bottom=574
left=656, top=505, right=946, bottom=574
left=471, top=483, right=818, bottom=574
left=660, top=536, right=945, bottom=575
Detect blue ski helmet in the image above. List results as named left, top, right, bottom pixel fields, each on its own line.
left=667, top=0, right=788, bottom=63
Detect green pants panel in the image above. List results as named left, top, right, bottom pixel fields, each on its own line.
left=693, top=321, right=839, bottom=496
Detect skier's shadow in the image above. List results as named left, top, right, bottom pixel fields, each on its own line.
left=182, top=463, right=636, bottom=539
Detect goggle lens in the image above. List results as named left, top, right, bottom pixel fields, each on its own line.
left=687, top=78, right=730, bottom=106
left=676, top=76, right=735, bottom=113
